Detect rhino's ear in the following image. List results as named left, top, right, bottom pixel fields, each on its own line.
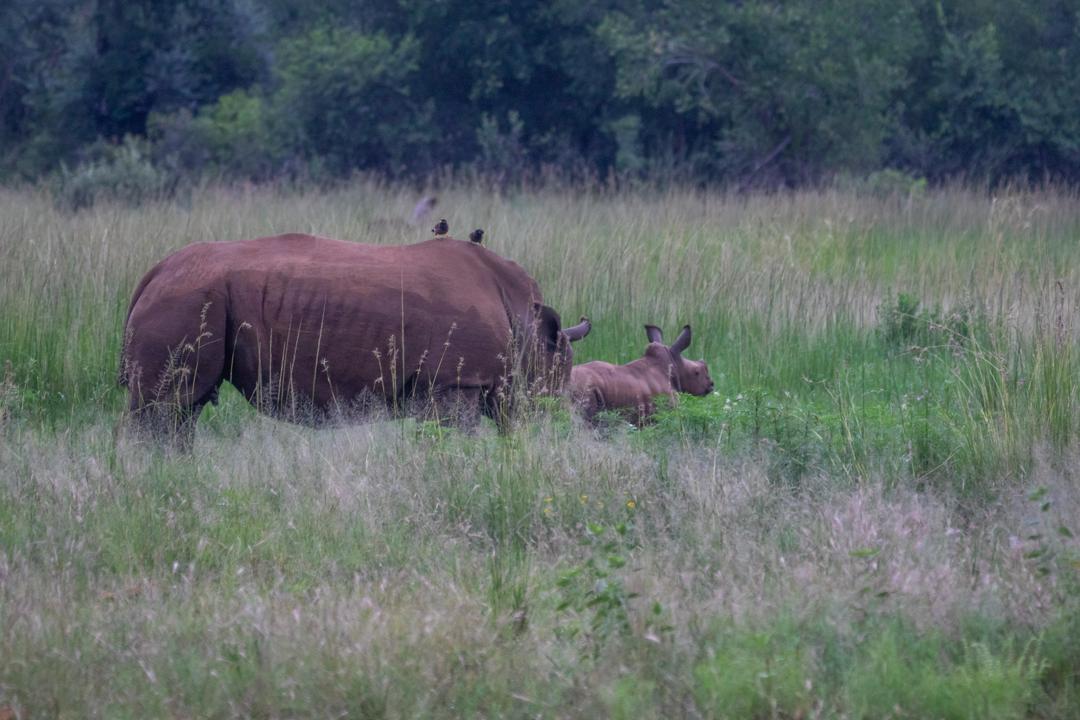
left=533, top=303, right=563, bottom=351
left=564, top=315, right=591, bottom=342
left=670, top=324, right=692, bottom=355
left=645, top=325, right=664, bottom=344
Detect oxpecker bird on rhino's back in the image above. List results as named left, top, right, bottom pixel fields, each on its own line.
left=119, top=234, right=591, bottom=447
left=570, top=324, right=713, bottom=425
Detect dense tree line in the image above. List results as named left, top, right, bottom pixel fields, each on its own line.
left=2, top=0, right=1079, bottom=189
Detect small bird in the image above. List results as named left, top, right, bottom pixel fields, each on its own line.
left=432, top=218, right=449, bottom=236
left=469, top=228, right=484, bottom=244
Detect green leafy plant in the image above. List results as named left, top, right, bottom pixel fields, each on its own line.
left=876, top=292, right=978, bottom=351
left=1022, top=486, right=1077, bottom=578
left=555, top=519, right=668, bottom=658
left=693, top=622, right=814, bottom=719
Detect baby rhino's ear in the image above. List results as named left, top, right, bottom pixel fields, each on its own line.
left=644, top=325, right=664, bottom=344
left=670, top=325, right=692, bottom=355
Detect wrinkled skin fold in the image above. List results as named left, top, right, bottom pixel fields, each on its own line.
left=119, top=234, right=590, bottom=445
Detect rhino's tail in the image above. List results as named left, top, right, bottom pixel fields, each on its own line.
left=118, top=263, right=163, bottom=387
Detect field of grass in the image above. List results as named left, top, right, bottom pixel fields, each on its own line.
left=1, top=181, right=1079, bottom=718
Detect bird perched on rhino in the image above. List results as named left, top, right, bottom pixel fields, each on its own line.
left=432, top=218, right=449, bottom=237
left=469, top=229, right=484, bottom=244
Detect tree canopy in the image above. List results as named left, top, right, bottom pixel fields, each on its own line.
left=3, top=0, right=1079, bottom=187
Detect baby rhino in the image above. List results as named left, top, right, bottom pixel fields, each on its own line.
left=570, top=324, right=714, bottom=425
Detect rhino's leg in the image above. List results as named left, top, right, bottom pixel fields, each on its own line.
left=581, top=387, right=604, bottom=424
left=125, top=298, right=227, bottom=449
left=128, top=371, right=222, bottom=450
left=566, top=384, right=602, bottom=425
left=482, top=384, right=516, bottom=434
left=128, top=393, right=216, bottom=450
left=431, top=387, right=484, bottom=429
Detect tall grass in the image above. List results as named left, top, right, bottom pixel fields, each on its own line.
left=1, top=417, right=1077, bottom=716
left=2, top=182, right=1080, bottom=716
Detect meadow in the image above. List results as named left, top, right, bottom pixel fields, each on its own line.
left=1, top=181, right=1079, bottom=718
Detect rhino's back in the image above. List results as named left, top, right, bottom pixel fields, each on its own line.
left=570, top=361, right=626, bottom=408
left=131, top=235, right=540, bottom=330
left=125, top=234, right=543, bottom=403
left=139, top=234, right=536, bottom=304
left=570, top=358, right=669, bottom=418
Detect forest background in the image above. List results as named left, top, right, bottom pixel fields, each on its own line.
left=3, top=0, right=1080, bottom=195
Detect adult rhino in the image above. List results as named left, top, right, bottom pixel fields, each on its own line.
left=119, top=234, right=591, bottom=444
left=570, top=324, right=714, bottom=425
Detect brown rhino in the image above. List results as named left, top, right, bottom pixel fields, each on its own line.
left=119, top=234, right=591, bottom=444
left=570, top=324, right=714, bottom=425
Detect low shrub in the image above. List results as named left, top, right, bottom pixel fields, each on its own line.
left=51, top=137, right=170, bottom=210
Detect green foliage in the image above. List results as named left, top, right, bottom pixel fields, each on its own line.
left=6, top=178, right=1080, bottom=718
left=0, top=361, right=17, bottom=431
left=838, top=168, right=928, bottom=198
left=0, top=1, right=70, bottom=172
left=2, top=0, right=270, bottom=179
left=1019, top=486, right=1079, bottom=580
left=475, top=111, right=528, bottom=181
left=275, top=27, right=433, bottom=176
left=609, top=114, right=646, bottom=176
left=554, top=519, right=670, bottom=658
left=604, top=676, right=658, bottom=720
left=844, top=626, right=1044, bottom=719
left=902, top=2, right=1080, bottom=182
left=693, top=621, right=814, bottom=719
left=150, top=90, right=282, bottom=181
left=1039, top=601, right=1080, bottom=716
left=877, top=292, right=929, bottom=347
left=1030, top=337, right=1080, bottom=449
left=875, top=292, right=975, bottom=350
left=600, top=0, right=920, bottom=184
left=51, top=137, right=170, bottom=210
left=5, top=0, right=1080, bottom=184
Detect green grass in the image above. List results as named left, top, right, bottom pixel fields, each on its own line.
left=2, top=182, right=1080, bottom=717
